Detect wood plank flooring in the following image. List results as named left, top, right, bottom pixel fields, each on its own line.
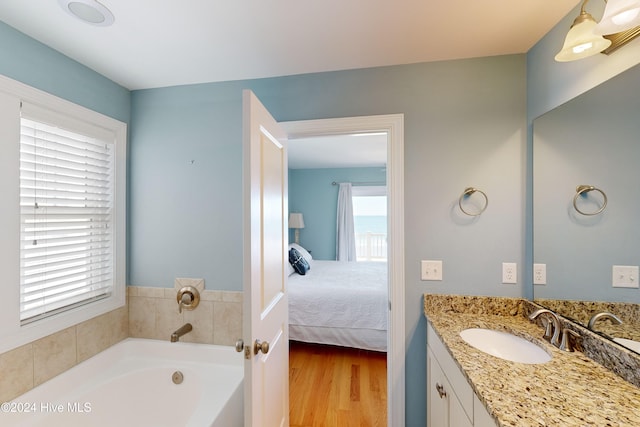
left=289, top=341, right=387, bottom=427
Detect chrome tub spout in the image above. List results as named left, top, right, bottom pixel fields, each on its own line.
left=170, top=323, right=193, bottom=342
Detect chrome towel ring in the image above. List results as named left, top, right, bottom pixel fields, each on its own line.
left=458, top=187, right=488, bottom=216
left=573, top=185, right=607, bottom=216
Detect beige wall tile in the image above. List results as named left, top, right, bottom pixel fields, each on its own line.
left=0, top=344, right=33, bottom=402
left=156, top=298, right=183, bottom=341
left=33, top=327, right=77, bottom=386
left=129, top=296, right=156, bottom=338
left=201, top=290, right=223, bottom=301
left=136, top=287, right=165, bottom=298
left=108, top=304, right=129, bottom=345
left=213, top=301, right=242, bottom=346
left=76, top=313, right=111, bottom=363
left=221, top=291, right=243, bottom=303
left=183, top=300, right=214, bottom=344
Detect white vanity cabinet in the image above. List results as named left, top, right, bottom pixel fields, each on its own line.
left=427, top=323, right=497, bottom=427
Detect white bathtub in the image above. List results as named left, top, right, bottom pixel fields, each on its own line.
left=5, top=338, right=244, bottom=427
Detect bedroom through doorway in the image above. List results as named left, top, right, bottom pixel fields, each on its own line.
left=282, top=114, right=404, bottom=426
left=287, top=130, right=388, bottom=424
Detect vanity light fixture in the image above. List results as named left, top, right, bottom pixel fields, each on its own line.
left=555, top=0, right=612, bottom=62
left=556, top=0, right=640, bottom=61
left=58, top=0, right=115, bottom=27
left=594, top=0, right=640, bottom=35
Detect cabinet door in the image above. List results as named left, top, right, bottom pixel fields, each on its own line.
left=428, top=346, right=473, bottom=427
left=427, top=347, right=448, bottom=427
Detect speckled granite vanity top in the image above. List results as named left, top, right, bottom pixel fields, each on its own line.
left=424, top=294, right=640, bottom=426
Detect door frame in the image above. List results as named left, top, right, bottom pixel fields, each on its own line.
left=281, top=114, right=405, bottom=427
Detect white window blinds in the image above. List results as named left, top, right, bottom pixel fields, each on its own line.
left=19, top=104, right=115, bottom=323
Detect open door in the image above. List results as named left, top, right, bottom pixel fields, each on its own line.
left=240, top=90, right=289, bottom=427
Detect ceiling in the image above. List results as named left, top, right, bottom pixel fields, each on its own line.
left=288, top=133, right=387, bottom=169
left=0, top=0, right=579, bottom=91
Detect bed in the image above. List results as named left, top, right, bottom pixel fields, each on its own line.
left=287, top=244, right=388, bottom=352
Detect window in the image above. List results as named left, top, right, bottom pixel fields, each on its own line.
left=19, top=106, right=115, bottom=323
left=352, top=186, right=387, bottom=261
left=0, top=75, right=126, bottom=354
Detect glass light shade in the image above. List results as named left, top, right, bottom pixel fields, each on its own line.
left=594, top=0, right=640, bottom=35
left=555, top=18, right=612, bottom=62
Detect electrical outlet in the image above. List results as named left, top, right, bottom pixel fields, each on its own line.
left=533, top=263, right=546, bottom=285
left=612, top=265, right=640, bottom=288
left=421, top=260, right=442, bottom=281
left=502, top=262, right=517, bottom=284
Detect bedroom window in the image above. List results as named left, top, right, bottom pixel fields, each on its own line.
left=352, top=186, right=387, bottom=261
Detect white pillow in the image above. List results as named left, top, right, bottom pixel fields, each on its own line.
left=289, top=243, right=313, bottom=266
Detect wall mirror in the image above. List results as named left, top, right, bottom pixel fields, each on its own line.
left=533, top=63, right=640, bottom=353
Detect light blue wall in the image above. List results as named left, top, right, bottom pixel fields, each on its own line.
left=0, top=21, right=130, bottom=123
left=130, top=55, right=527, bottom=426
left=288, top=167, right=386, bottom=260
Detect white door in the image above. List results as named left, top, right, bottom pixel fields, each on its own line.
left=241, top=90, right=289, bottom=427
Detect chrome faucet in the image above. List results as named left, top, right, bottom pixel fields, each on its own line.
left=529, top=308, right=562, bottom=347
left=170, top=323, right=193, bottom=342
left=587, top=312, right=623, bottom=331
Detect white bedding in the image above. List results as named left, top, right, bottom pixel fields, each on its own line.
left=288, top=260, right=388, bottom=351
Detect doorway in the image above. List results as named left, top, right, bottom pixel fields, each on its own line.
left=281, top=115, right=405, bottom=427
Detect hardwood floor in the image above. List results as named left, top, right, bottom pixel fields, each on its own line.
left=289, top=341, right=387, bottom=427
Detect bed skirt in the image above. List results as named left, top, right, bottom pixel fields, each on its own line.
left=289, top=324, right=387, bottom=352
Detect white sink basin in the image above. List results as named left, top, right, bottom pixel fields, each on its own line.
left=460, top=328, right=551, bottom=364
left=614, top=337, right=640, bottom=353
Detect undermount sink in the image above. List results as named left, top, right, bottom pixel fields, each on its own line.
left=614, top=337, right=640, bottom=353
left=460, top=328, right=552, bottom=364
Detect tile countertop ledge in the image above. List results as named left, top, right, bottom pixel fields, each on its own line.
left=424, top=294, right=640, bottom=427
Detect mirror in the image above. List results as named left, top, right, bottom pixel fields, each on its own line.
left=533, top=63, right=640, bottom=352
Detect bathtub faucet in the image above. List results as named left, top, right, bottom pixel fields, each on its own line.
left=170, top=323, right=193, bottom=342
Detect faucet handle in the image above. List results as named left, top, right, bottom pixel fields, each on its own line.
left=541, top=317, right=554, bottom=342
left=559, top=329, right=580, bottom=352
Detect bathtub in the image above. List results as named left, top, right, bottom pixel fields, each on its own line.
left=4, top=338, right=243, bottom=427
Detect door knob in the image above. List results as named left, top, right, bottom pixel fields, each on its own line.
left=235, top=339, right=244, bottom=353
left=254, top=339, right=270, bottom=355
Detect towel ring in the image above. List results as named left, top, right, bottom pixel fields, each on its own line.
left=573, top=185, right=607, bottom=216
left=458, top=187, right=488, bottom=216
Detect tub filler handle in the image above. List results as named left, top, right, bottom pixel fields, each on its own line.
left=176, top=286, right=200, bottom=313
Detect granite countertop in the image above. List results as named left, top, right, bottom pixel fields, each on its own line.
left=424, top=294, right=640, bottom=427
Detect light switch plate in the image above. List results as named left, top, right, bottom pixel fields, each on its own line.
left=612, top=265, right=639, bottom=288
left=421, top=260, right=442, bottom=281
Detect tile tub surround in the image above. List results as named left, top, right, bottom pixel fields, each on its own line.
left=0, top=305, right=128, bottom=403
left=128, top=286, right=242, bottom=346
left=424, top=294, right=640, bottom=427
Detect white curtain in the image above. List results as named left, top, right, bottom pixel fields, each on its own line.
left=336, top=183, right=356, bottom=261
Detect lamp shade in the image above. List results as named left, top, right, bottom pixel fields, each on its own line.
left=289, top=213, right=305, bottom=229
left=594, top=0, right=640, bottom=35
left=555, top=13, right=612, bottom=62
